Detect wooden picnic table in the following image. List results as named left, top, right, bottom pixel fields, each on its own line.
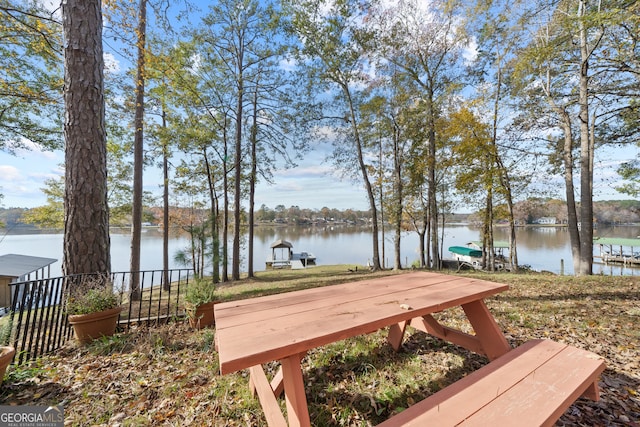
left=214, top=271, right=511, bottom=427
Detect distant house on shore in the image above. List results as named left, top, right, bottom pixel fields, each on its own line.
left=534, top=217, right=557, bottom=225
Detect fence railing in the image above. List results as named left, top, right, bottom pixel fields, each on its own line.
left=4, top=269, right=194, bottom=365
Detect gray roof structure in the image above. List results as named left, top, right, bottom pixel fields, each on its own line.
left=0, top=254, right=57, bottom=279
left=593, top=237, right=640, bottom=247
left=270, top=239, right=293, bottom=249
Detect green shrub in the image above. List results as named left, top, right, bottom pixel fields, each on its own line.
left=184, top=279, right=216, bottom=307
left=65, top=275, right=120, bottom=315
left=0, top=317, right=12, bottom=346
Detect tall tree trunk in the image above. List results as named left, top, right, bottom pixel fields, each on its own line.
left=222, top=121, right=229, bottom=282
left=393, top=124, right=402, bottom=270
left=341, top=84, right=380, bottom=271
left=411, top=209, right=426, bottom=269
left=162, top=108, right=170, bottom=291
left=561, top=113, right=581, bottom=270
left=248, top=88, right=259, bottom=278
left=420, top=193, right=428, bottom=267
left=425, top=196, right=431, bottom=269
left=129, top=0, right=146, bottom=300
left=379, top=136, right=385, bottom=269
left=482, top=188, right=494, bottom=270
left=491, top=61, right=518, bottom=271
left=344, top=86, right=381, bottom=270
left=439, top=190, right=447, bottom=265
left=211, top=194, right=220, bottom=283
left=544, top=60, right=581, bottom=272
left=62, top=0, right=110, bottom=276
left=577, top=0, right=593, bottom=276
left=497, top=158, right=519, bottom=271
left=488, top=191, right=495, bottom=271
left=202, top=149, right=219, bottom=283
left=496, top=155, right=519, bottom=271
left=232, top=75, right=243, bottom=281
left=426, top=94, right=439, bottom=269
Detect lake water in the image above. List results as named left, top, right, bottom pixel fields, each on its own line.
left=1, top=224, right=640, bottom=278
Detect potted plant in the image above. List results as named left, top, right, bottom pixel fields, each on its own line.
left=184, top=278, right=217, bottom=329
left=0, top=317, right=15, bottom=385
left=65, top=274, right=123, bottom=344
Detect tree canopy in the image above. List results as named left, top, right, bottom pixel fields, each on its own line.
left=3, top=0, right=638, bottom=277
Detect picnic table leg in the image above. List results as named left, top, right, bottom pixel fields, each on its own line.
left=281, top=353, right=311, bottom=427
left=387, top=320, right=408, bottom=351
left=582, top=379, right=601, bottom=401
left=461, top=299, right=511, bottom=360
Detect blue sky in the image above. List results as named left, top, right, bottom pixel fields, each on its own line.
left=0, top=0, right=374, bottom=212
left=0, top=0, right=637, bottom=212
left=0, top=138, right=637, bottom=212
left=0, top=140, right=374, bottom=211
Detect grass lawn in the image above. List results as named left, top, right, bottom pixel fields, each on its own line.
left=0, top=266, right=638, bottom=426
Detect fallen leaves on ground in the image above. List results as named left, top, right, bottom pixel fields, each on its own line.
left=0, top=273, right=638, bottom=426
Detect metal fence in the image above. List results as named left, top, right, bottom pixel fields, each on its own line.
left=4, top=269, right=194, bottom=365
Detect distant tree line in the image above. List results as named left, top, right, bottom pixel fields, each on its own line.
left=3, top=198, right=639, bottom=232
left=479, top=199, right=640, bottom=226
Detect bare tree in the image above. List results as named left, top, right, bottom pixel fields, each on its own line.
left=284, top=0, right=383, bottom=270
left=369, top=0, right=469, bottom=269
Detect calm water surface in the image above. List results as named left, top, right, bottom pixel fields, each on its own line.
left=1, top=224, right=639, bottom=278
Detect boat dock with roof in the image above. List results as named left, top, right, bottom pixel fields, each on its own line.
left=593, top=237, right=640, bottom=266
left=266, top=239, right=316, bottom=269
left=448, top=241, right=511, bottom=271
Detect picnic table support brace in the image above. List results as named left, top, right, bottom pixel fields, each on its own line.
left=271, top=366, right=284, bottom=397
left=461, top=300, right=511, bottom=360
left=281, top=353, right=311, bottom=427
left=248, top=365, right=288, bottom=427
left=407, top=301, right=510, bottom=361
left=249, top=354, right=310, bottom=427
left=410, top=315, right=485, bottom=355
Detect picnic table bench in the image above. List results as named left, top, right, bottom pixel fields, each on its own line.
left=378, top=339, right=605, bottom=426
left=214, top=272, right=605, bottom=426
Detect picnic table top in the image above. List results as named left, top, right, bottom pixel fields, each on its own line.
left=215, top=271, right=509, bottom=375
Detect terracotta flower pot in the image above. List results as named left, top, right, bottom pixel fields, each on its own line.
left=68, top=306, right=123, bottom=344
left=0, top=346, right=15, bottom=385
left=186, top=301, right=216, bottom=330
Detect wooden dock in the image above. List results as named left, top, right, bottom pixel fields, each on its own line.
left=593, top=237, right=640, bottom=267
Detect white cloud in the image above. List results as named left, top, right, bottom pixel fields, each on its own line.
left=39, top=0, right=61, bottom=18
left=0, top=165, right=22, bottom=181
left=276, top=164, right=331, bottom=178
left=279, top=57, right=297, bottom=72
left=463, top=36, right=478, bottom=65
left=104, top=52, right=121, bottom=74
left=6, top=138, right=59, bottom=160
left=0, top=149, right=63, bottom=207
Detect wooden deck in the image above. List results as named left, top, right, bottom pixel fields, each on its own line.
left=594, top=254, right=640, bottom=266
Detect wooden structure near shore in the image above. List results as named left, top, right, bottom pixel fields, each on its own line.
left=0, top=254, right=57, bottom=315
left=593, top=237, right=640, bottom=266
left=266, top=239, right=316, bottom=270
